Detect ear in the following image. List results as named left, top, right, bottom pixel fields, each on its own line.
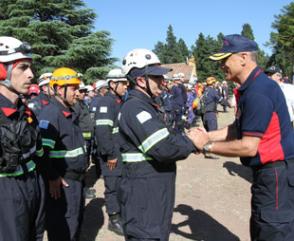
left=239, top=52, right=249, bottom=66
left=136, top=76, right=146, bottom=88
left=0, top=63, right=7, bottom=80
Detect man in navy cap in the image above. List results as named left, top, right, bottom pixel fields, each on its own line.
left=187, top=34, right=294, bottom=241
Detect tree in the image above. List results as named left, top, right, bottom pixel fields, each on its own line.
left=178, top=38, right=190, bottom=61
left=241, top=23, right=255, bottom=40
left=165, top=25, right=183, bottom=63
left=192, top=33, right=224, bottom=82
left=0, top=0, right=115, bottom=83
left=153, top=41, right=168, bottom=63
left=268, top=2, right=294, bottom=78
left=241, top=23, right=268, bottom=69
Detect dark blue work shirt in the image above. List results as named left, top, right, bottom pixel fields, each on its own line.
left=236, top=67, right=294, bottom=167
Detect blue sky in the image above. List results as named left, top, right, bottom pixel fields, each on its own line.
left=84, top=0, right=292, bottom=64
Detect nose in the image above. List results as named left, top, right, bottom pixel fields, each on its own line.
left=27, top=67, right=34, bottom=81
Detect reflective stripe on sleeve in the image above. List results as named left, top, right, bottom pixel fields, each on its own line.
left=82, top=132, right=92, bottom=139
left=121, top=153, right=152, bottom=163
left=112, top=127, right=119, bottom=134
left=138, top=128, right=169, bottom=153
left=49, top=146, right=85, bottom=159
left=0, top=160, right=36, bottom=177
left=35, top=148, right=44, bottom=157
left=96, top=119, right=114, bottom=127
left=42, top=138, right=55, bottom=149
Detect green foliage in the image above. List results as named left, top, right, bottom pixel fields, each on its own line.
left=268, top=2, right=294, bottom=78
left=0, top=0, right=114, bottom=83
left=241, top=23, right=255, bottom=40
left=153, top=25, right=189, bottom=64
left=192, top=33, right=224, bottom=82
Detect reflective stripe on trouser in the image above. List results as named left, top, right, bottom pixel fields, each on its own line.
left=46, top=178, right=84, bottom=241
left=0, top=160, right=36, bottom=177
left=0, top=171, right=45, bottom=241
left=250, top=162, right=294, bottom=241
left=118, top=172, right=176, bottom=240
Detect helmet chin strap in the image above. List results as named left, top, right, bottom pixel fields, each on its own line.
left=54, top=85, right=71, bottom=107
left=2, top=63, right=21, bottom=96
left=143, top=75, right=155, bottom=99
left=110, top=82, right=124, bottom=100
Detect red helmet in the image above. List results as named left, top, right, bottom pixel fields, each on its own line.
left=28, top=84, right=40, bottom=95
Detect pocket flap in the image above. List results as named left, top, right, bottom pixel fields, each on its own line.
left=261, top=210, right=294, bottom=223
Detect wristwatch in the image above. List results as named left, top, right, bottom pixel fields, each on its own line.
left=203, top=141, right=213, bottom=155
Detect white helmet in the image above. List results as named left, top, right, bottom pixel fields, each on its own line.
left=38, top=72, right=52, bottom=87
left=86, top=85, right=94, bottom=92
left=79, top=81, right=87, bottom=91
left=106, top=68, right=128, bottom=83
left=0, top=36, right=32, bottom=63
left=95, top=80, right=108, bottom=90
left=122, top=48, right=160, bottom=75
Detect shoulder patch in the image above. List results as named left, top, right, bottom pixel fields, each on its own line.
left=100, top=106, right=108, bottom=113
left=39, top=120, right=49, bottom=129
left=136, top=111, right=152, bottom=124
left=28, top=103, right=35, bottom=109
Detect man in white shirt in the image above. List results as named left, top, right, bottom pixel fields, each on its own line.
left=265, top=66, right=294, bottom=126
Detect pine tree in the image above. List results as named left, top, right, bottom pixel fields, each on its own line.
left=241, top=23, right=255, bottom=40
left=241, top=23, right=268, bottom=69
left=192, top=33, right=223, bottom=82
left=0, top=0, right=114, bottom=83
left=165, top=25, right=182, bottom=63
left=153, top=41, right=168, bottom=63
left=269, top=2, right=294, bottom=78
left=178, top=38, right=190, bottom=61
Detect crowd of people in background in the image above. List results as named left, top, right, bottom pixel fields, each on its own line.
left=0, top=34, right=294, bottom=241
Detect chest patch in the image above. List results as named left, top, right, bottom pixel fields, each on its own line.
left=136, top=111, right=152, bottom=124
left=100, top=106, right=108, bottom=113
left=39, top=120, right=49, bottom=129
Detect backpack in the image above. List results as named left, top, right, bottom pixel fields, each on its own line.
left=0, top=106, right=37, bottom=173
left=194, top=92, right=207, bottom=115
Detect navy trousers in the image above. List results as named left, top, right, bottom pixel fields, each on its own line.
left=250, top=160, right=294, bottom=241
left=0, top=171, right=45, bottom=241
left=46, top=178, right=84, bottom=241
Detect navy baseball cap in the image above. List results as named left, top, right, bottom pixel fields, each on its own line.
left=264, top=66, right=282, bottom=75
left=209, top=34, right=258, bottom=61
left=128, top=65, right=172, bottom=79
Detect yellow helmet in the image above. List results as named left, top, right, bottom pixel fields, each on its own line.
left=206, top=76, right=217, bottom=85
left=50, top=67, right=81, bottom=87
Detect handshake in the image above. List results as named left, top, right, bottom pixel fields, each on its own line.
left=186, top=127, right=213, bottom=156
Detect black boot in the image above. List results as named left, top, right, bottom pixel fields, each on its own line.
left=108, top=213, right=124, bottom=236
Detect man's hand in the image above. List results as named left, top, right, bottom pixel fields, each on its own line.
left=49, top=177, right=69, bottom=200
left=187, top=128, right=210, bottom=151
left=107, top=159, right=117, bottom=171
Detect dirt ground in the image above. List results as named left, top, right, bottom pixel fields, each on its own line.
left=45, top=107, right=253, bottom=241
